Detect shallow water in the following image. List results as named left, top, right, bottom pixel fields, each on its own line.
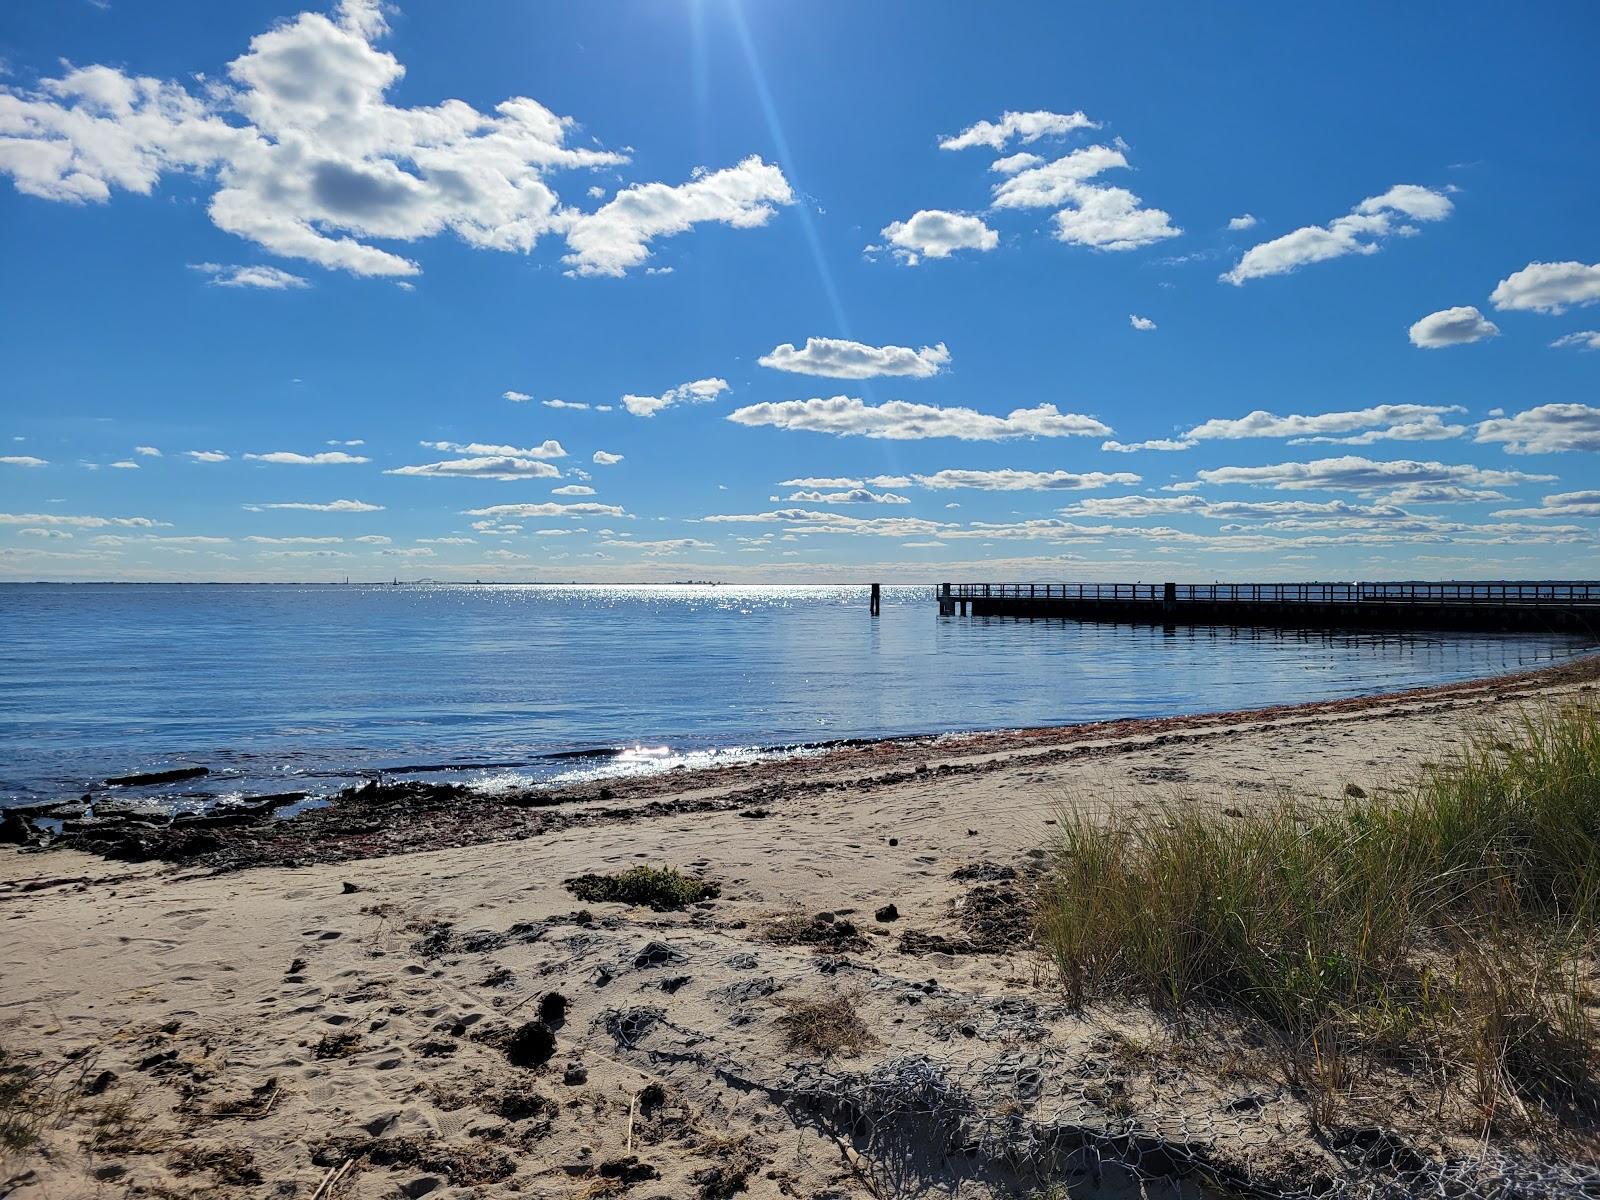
left=0, top=582, right=1589, bottom=809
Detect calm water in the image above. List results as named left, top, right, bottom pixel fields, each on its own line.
left=1, top=583, right=1591, bottom=810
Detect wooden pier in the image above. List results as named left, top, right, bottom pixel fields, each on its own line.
left=935, top=581, right=1600, bottom=636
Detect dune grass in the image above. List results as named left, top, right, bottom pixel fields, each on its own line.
left=566, top=865, right=720, bottom=911
left=1039, top=702, right=1600, bottom=1132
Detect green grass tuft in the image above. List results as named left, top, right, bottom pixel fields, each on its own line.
left=1039, top=702, right=1600, bottom=1132
left=566, top=865, right=720, bottom=911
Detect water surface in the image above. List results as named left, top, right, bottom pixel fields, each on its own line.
left=1, top=583, right=1589, bottom=809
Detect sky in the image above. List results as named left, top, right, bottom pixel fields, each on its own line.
left=1, top=0, right=1598, bottom=584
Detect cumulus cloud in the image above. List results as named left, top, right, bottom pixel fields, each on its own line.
left=1489, top=261, right=1600, bottom=314
left=0, top=455, right=47, bottom=467
left=551, top=484, right=594, bottom=495
left=134, top=445, right=161, bottom=456
left=502, top=390, right=532, bottom=402
left=758, top=337, right=950, bottom=380
left=990, top=152, right=1043, bottom=174
left=1551, top=331, right=1600, bottom=351
left=939, top=109, right=1098, bottom=151
left=245, top=535, right=343, bottom=544
left=592, top=450, right=623, bottom=465
left=1408, top=305, right=1499, bottom=348
left=1492, top=491, right=1600, bottom=519
left=385, top=456, right=560, bottom=480
left=622, top=377, right=728, bottom=417
left=463, top=501, right=625, bottom=519
left=244, top=450, right=369, bottom=464
left=1184, top=404, right=1467, bottom=444
left=1227, top=214, right=1258, bottom=231
left=190, top=262, right=308, bottom=289
left=543, top=398, right=588, bottom=409
left=186, top=450, right=229, bottom=462
left=1129, top=314, right=1156, bottom=331
left=1223, top=184, right=1453, bottom=285
left=0, top=511, right=165, bottom=528
left=1102, top=438, right=1195, bottom=452
left=0, top=2, right=788, bottom=279
left=421, top=439, right=565, bottom=459
left=727, top=397, right=1110, bottom=441
left=1187, top=455, right=1550, bottom=492
left=109, top=460, right=140, bottom=469
left=988, top=144, right=1179, bottom=250
left=876, top=210, right=997, bottom=265
left=1474, top=404, right=1600, bottom=454
left=909, top=469, right=1140, bottom=491
left=244, top=498, right=382, bottom=511
left=784, top=488, right=910, bottom=504
left=561, top=156, right=793, bottom=277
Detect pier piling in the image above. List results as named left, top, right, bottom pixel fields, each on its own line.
left=870, top=582, right=881, bottom=616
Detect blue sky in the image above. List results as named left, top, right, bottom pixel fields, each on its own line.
left=2, top=0, right=1597, bottom=582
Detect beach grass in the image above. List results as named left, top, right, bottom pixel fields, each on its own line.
left=0, top=1046, right=45, bottom=1157
left=565, top=865, right=720, bottom=910
left=775, top=991, right=877, bottom=1058
left=1039, top=702, right=1600, bottom=1131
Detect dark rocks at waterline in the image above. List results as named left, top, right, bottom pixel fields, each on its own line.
left=1, top=809, right=39, bottom=846
left=104, top=766, right=211, bottom=787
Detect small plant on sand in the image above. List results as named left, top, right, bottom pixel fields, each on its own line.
left=566, top=866, right=720, bottom=911
left=1039, top=703, right=1600, bottom=1134
left=0, top=1046, right=47, bottom=1158
left=775, top=992, right=877, bottom=1058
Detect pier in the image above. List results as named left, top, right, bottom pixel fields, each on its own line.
left=935, top=581, right=1600, bottom=635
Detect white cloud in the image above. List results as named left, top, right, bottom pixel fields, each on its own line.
left=1551, top=330, right=1600, bottom=351
left=1227, top=213, right=1258, bottom=231
left=622, top=377, right=727, bottom=417
left=1184, top=404, right=1467, bottom=444
left=326, top=438, right=364, bottom=446
left=244, top=450, right=369, bottom=464
left=186, top=449, right=229, bottom=462
left=417, top=536, right=475, bottom=544
left=1408, top=305, right=1499, bottom=348
left=1489, top=261, right=1600, bottom=314
left=551, top=484, right=594, bottom=495
left=758, top=337, right=950, bottom=380
left=355, top=534, right=392, bottom=544
left=988, top=144, right=1178, bottom=250
left=134, top=445, right=161, bottom=456
left=0, top=4, right=785, bottom=279
left=1129, top=314, right=1156, bottom=331
left=1492, top=491, right=1600, bottom=519
left=421, top=439, right=565, bottom=459
left=561, top=156, right=793, bottom=277
left=0, top=455, right=47, bottom=467
left=190, top=262, right=308, bottom=289
left=464, top=501, right=625, bottom=519
left=245, top=498, right=382, bottom=512
left=780, top=476, right=861, bottom=488
left=877, top=210, right=997, bottom=265
left=727, top=397, right=1109, bottom=441
left=502, top=390, right=532, bottom=402
left=1222, top=184, right=1453, bottom=285
left=592, top=450, right=623, bottom=465
left=543, top=398, right=588, bottom=409
left=939, top=109, right=1098, bottom=152
left=1474, top=404, right=1600, bottom=454
left=245, top=535, right=343, bottom=544
left=1188, top=455, right=1550, bottom=492
left=599, top=537, right=716, bottom=555
left=0, top=511, right=164, bottom=528
left=385, top=456, right=561, bottom=480
left=1102, top=438, right=1195, bottom=452
left=910, top=469, right=1140, bottom=491
left=990, top=152, right=1043, bottom=175
left=784, top=488, right=910, bottom=504
left=109, top=460, right=139, bottom=469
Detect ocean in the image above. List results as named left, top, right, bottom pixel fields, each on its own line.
left=1, top=582, right=1590, bottom=811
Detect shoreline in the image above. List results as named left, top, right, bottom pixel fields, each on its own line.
left=9, top=651, right=1597, bottom=871
left=3, top=655, right=1597, bottom=1196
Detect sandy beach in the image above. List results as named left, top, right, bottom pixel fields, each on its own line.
left=3, top=658, right=1597, bottom=1199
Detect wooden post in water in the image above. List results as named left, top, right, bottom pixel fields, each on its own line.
left=870, top=582, right=881, bottom=616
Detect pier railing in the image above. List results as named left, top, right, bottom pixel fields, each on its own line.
left=940, top=581, right=1600, bottom=607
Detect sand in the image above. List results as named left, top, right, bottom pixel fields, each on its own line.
left=2, top=661, right=1597, bottom=1199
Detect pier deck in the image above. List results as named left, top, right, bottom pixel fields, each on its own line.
left=935, top=581, right=1600, bottom=635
